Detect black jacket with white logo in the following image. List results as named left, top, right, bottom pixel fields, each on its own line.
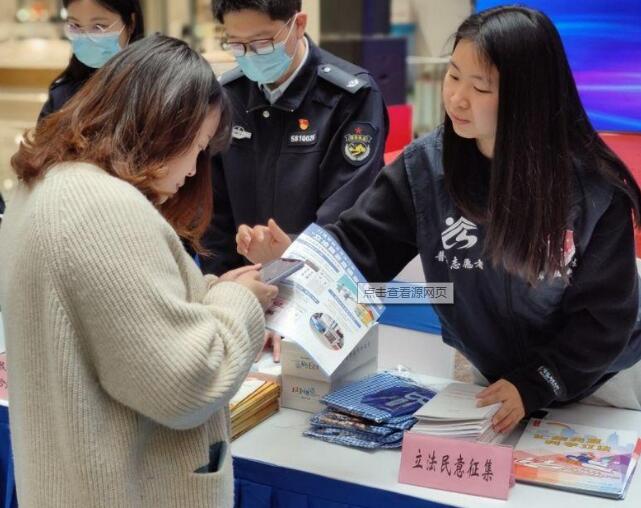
left=327, top=126, right=641, bottom=415
left=201, top=36, right=388, bottom=275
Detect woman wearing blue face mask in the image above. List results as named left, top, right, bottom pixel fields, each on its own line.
left=39, top=0, right=144, bottom=121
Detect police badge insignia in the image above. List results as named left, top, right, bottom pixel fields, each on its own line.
left=288, top=118, right=317, bottom=146
left=343, top=122, right=377, bottom=166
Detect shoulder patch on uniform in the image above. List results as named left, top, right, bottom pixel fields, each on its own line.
left=317, top=64, right=369, bottom=94
left=342, top=121, right=378, bottom=166
left=218, top=66, right=244, bottom=86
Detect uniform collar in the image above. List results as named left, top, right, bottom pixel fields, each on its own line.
left=246, top=35, right=321, bottom=113
left=260, top=36, right=309, bottom=104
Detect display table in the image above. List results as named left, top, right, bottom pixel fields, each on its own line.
left=1, top=397, right=640, bottom=507
left=232, top=405, right=641, bottom=508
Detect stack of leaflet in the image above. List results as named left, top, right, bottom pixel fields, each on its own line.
left=303, top=372, right=436, bottom=449
left=229, top=377, right=280, bottom=440
left=412, top=382, right=503, bottom=443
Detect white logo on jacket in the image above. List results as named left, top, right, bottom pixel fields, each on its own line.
left=231, top=125, right=252, bottom=140
left=441, top=217, right=479, bottom=250
left=435, top=217, right=483, bottom=271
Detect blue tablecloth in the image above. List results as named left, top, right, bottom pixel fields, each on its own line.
left=0, top=406, right=16, bottom=508
left=233, top=457, right=452, bottom=508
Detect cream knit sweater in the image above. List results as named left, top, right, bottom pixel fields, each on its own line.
left=0, top=162, right=266, bottom=507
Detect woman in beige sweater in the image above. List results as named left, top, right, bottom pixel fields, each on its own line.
left=0, top=35, right=276, bottom=507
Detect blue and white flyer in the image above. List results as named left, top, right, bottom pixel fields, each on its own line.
left=265, top=224, right=384, bottom=376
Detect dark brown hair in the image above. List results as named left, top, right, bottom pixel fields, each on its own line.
left=12, top=34, right=231, bottom=253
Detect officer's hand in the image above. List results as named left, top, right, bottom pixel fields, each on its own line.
left=475, top=379, right=525, bottom=434
left=233, top=269, right=278, bottom=311
left=255, top=330, right=282, bottom=363
left=236, top=219, right=291, bottom=264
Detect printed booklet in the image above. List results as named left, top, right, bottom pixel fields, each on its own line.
left=513, top=418, right=641, bottom=499
left=265, top=224, right=384, bottom=376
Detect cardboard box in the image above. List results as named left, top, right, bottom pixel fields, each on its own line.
left=249, top=350, right=282, bottom=384
left=247, top=325, right=378, bottom=387
left=279, top=325, right=379, bottom=412
left=280, top=358, right=378, bottom=413
left=280, top=325, right=379, bottom=381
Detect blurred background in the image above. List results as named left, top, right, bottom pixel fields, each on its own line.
left=0, top=0, right=471, bottom=199
left=0, top=0, right=639, bottom=201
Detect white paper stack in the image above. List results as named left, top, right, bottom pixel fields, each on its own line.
left=412, top=383, right=503, bottom=443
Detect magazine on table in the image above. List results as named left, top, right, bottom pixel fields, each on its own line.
left=513, top=418, right=641, bottom=499
left=265, top=223, right=384, bottom=376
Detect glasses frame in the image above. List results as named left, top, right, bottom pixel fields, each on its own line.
left=63, top=19, right=124, bottom=42
left=220, top=15, right=297, bottom=57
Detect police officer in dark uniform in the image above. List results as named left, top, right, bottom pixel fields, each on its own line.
left=202, top=0, right=389, bottom=275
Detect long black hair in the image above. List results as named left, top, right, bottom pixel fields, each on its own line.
left=443, top=6, right=641, bottom=284
left=53, top=0, right=145, bottom=86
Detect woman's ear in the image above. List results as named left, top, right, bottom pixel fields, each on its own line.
left=294, top=13, right=307, bottom=38
left=127, top=12, right=136, bottom=39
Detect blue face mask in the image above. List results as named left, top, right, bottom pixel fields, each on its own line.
left=234, top=19, right=297, bottom=85
left=236, top=42, right=293, bottom=85
left=70, top=31, right=122, bottom=69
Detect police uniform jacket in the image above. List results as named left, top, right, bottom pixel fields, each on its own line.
left=201, top=36, right=388, bottom=275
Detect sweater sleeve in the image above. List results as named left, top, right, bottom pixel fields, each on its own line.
left=504, top=189, right=640, bottom=414
left=45, top=169, right=265, bottom=430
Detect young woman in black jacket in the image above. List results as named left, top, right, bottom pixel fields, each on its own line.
left=235, top=6, right=641, bottom=434
left=39, top=0, right=144, bottom=120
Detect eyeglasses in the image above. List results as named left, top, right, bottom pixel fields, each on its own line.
left=63, top=20, right=124, bottom=42
left=220, top=15, right=296, bottom=57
